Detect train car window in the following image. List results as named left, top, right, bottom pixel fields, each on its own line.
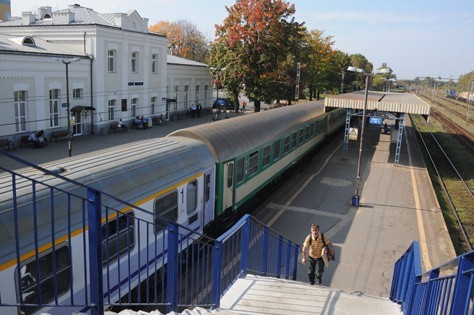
left=292, top=132, right=297, bottom=148
left=102, top=212, right=135, bottom=265
left=227, top=163, right=234, bottom=188
left=312, top=122, right=316, bottom=136
left=236, top=158, right=245, bottom=183
left=298, top=129, right=304, bottom=144
left=274, top=139, right=281, bottom=160
left=262, top=145, right=271, bottom=167
left=16, top=244, right=70, bottom=315
left=187, top=180, right=198, bottom=214
left=305, top=125, right=311, bottom=140
left=316, top=121, right=322, bottom=134
left=154, top=191, right=178, bottom=234
left=283, top=136, right=290, bottom=154
left=248, top=150, right=258, bottom=176
left=205, top=173, right=211, bottom=202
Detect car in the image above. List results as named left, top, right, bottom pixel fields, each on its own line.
left=213, top=98, right=236, bottom=111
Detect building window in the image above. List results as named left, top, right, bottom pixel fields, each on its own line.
left=73, top=88, right=82, bottom=99
left=151, top=54, right=158, bottom=73
left=184, top=85, right=189, bottom=108
left=151, top=96, right=157, bottom=115
left=16, top=245, right=70, bottom=315
left=108, top=50, right=116, bottom=72
left=131, top=98, right=138, bottom=117
left=49, top=89, right=60, bottom=127
left=173, top=86, right=179, bottom=110
left=131, top=52, right=138, bottom=73
left=14, top=91, right=27, bottom=132
left=108, top=99, right=116, bottom=121
left=204, top=85, right=208, bottom=105
left=195, top=85, right=200, bottom=104
left=154, top=191, right=178, bottom=234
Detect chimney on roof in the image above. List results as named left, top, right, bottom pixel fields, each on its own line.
left=53, top=10, right=75, bottom=24
left=22, top=11, right=35, bottom=25
left=38, top=6, right=52, bottom=19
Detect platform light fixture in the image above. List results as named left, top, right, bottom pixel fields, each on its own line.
left=62, top=57, right=81, bottom=157
left=347, top=66, right=390, bottom=206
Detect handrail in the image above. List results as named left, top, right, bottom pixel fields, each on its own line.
left=390, top=241, right=474, bottom=314
left=0, top=151, right=299, bottom=314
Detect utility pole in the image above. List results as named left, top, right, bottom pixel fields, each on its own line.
left=295, top=62, right=300, bottom=101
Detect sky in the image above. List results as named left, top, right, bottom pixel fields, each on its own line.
left=10, top=0, right=474, bottom=80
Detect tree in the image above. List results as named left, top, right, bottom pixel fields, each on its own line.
left=302, top=29, right=335, bottom=100
left=210, top=0, right=304, bottom=112
left=331, top=50, right=351, bottom=94
left=149, top=20, right=209, bottom=63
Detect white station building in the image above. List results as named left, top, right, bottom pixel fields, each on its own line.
left=0, top=4, right=212, bottom=142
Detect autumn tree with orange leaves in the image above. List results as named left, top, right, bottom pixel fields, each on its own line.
left=149, top=20, right=209, bottom=63
left=209, top=0, right=304, bottom=111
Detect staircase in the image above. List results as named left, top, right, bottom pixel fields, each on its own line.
left=104, top=274, right=402, bottom=315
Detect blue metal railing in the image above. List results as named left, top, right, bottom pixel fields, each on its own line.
left=390, top=241, right=474, bottom=314
left=0, top=151, right=299, bottom=314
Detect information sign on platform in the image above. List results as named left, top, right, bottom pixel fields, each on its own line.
left=369, top=116, right=383, bottom=125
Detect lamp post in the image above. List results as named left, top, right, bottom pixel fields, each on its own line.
left=347, top=66, right=389, bottom=206
left=62, top=57, right=80, bottom=157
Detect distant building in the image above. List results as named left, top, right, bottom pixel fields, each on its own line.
left=0, top=0, right=10, bottom=21
left=0, top=4, right=211, bottom=142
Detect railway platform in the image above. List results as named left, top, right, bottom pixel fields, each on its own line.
left=0, top=104, right=457, bottom=314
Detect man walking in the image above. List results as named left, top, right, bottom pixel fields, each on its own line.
left=301, top=223, right=335, bottom=285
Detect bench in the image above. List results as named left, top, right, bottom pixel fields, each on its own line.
left=0, top=139, right=15, bottom=151
left=21, top=135, right=35, bottom=148
left=109, top=122, right=128, bottom=133
left=50, top=130, right=72, bottom=142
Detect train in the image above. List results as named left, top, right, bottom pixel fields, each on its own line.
left=0, top=102, right=346, bottom=314
left=445, top=89, right=474, bottom=102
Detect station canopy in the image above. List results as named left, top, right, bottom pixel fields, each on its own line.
left=324, top=91, right=430, bottom=119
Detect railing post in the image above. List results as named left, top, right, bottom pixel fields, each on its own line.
left=285, top=241, right=291, bottom=279
left=261, top=227, right=269, bottom=276
left=240, top=217, right=250, bottom=274
left=166, top=222, right=179, bottom=313
left=450, top=252, right=474, bottom=314
left=211, top=240, right=222, bottom=309
left=87, top=188, right=103, bottom=315
left=422, top=269, right=439, bottom=315
left=276, top=236, right=283, bottom=278
left=405, top=242, right=422, bottom=315
left=292, top=244, right=299, bottom=280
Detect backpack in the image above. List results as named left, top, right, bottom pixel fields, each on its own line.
left=308, top=233, right=335, bottom=260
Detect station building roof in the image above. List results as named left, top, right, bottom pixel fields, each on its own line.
left=324, top=91, right=431, bottom=116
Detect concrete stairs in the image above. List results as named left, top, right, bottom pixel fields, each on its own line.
left=105, top=274, right=402, bottom=315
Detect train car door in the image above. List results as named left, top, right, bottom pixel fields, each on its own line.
left=222, top=162, right=234, bottom=211
left=202, top=170, right=215, bottom=227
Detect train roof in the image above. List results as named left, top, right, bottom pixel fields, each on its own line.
left=0, top=137, right=214, bottom=265
left=168, top=102, right=326, bottom=162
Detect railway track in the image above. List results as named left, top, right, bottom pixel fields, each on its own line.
left=416, top=128, right=473, bottom=251
left=430, top=109, right=474, bottom=151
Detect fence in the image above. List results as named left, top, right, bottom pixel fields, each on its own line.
left=0, top=151, right=299, bottom=314
left=390, top=241, right=474, bottom=314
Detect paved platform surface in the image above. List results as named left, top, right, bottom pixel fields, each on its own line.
left=252, top=115, right=456, bottom=298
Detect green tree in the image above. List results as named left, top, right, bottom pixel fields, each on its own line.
left=331, top=50, right=351, bottom=94
left=302, top=29, right=336, bottom=100
left=210, top=0, right=303, bottom=112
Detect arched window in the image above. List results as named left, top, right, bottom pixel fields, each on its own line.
left=22, top=37, right=35, bottom=46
